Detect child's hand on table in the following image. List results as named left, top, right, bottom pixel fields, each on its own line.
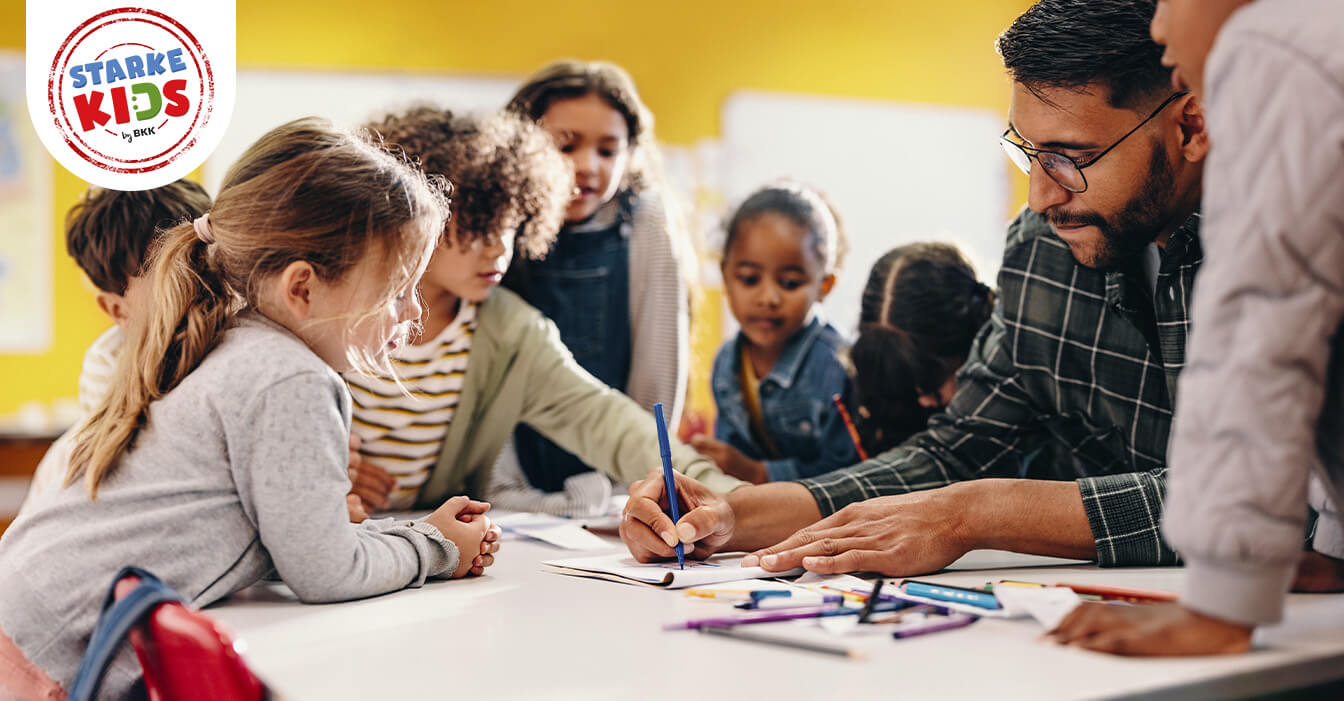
left=425, top=496, right=503, bottom=578
left=346, top=494, right=370, bottom=523
left=1047, top=601, right=1252, bottom=656
left=1292, top=550, right=1344, bottom=592
left=689, top=435, right=768, bottom=484
left=346, top=434, right=397, bottom=513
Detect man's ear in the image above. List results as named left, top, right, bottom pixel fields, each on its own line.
left=917, top=393, right=942, bottom=408
left=1176, top=93, right=1209, bottom=163
left=277, top=260, right=318, bottom=321
left=817, top=273, right=837, bottom=301
left=94, top=291, right=131, bottom=327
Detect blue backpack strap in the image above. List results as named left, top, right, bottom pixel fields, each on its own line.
left=68, top=566, right=185, bottom=701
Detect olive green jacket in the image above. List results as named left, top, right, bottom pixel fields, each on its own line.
left=415, top=288, right=743, bottom=507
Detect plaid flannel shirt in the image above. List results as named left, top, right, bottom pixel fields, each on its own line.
left=800, top=208, right=1202, bottom=566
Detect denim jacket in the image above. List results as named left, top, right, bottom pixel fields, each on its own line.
left=710, top=311, right=860, bottom=481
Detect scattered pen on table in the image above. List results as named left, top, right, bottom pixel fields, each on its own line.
left=832, top=394, right=869, bottom=461
left=664, top=602, right=909, bottom=631
left=1055, top=582, right=1177, bottom=603
left=901, top=580, right=1002, bottom=610
left=653, top=402, right=685, bottom=570
left=699, top=626, right=865, bottom=661
left=858, top=579, right=884, bottom=622
left=891, top=613, right=979, bottom=639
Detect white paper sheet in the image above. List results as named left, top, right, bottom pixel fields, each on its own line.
left=542, top=552, right=805, bottom=589
left=992, top=586, right=1082, bottom=630
left=493, top=512, right=614, bottom=551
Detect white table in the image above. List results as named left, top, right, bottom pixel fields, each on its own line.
left=209, top=535, right=1344, bottom=700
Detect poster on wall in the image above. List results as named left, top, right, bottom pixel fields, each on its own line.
left=0, top=52, right=52, bottom=353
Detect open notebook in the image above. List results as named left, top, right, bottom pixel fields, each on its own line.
left=543, top=552, right=804, bottom=589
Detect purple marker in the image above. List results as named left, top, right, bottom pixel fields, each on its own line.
left=664, top=606, right=856, bottom=631
left=891, top=613, right=979, bottom=639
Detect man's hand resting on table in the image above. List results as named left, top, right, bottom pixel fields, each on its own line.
left=740, top=488, right=972, bottom=575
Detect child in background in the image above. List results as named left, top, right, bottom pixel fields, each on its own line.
left=499, top=59, right=692, bottom=503
left=0, top=118, right=499, bottom=700
left=693, top=182, right=857, bottom=484
left=345, top=107, right=742, bottom=519
left=848, top=243, right=996, bottom=456
left=18, top=181, right=211, bottom=516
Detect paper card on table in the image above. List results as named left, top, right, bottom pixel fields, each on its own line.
left=793, top=572, right=874, bottom=591
left=992, top=585, right=1082, bottom=630
left=542, top=552, right=805, bottom=589
left=494, top=513, right=614, bottom=551
left=686, top=579, right=795, bottom=595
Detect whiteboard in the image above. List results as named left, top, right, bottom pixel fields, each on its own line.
left=202, top=69, right=521, bottom=193
left=720, top=91, right=1011, bottom=337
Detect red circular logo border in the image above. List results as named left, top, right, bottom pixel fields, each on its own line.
left=47, top=7, right=215, bottom=175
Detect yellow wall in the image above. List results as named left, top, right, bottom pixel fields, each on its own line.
left=0, top=0, right=1031, bottom=416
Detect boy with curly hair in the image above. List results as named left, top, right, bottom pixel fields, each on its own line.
left=345, top=108, right=741, bottom=519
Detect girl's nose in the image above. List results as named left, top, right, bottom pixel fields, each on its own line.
left=402, top=291, right=423, bottom=324
left=572, top=147, right=598, bottom=176
left=761, top=284, right=782, bottom=307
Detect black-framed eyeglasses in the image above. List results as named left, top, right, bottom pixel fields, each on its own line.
left=1000, top=91, right=1189, bottom=194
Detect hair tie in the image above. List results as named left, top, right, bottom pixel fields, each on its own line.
left=193, top=213, right=215, bottom=245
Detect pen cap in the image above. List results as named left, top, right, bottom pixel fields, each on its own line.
left=653, top=402, right=673, bottom=458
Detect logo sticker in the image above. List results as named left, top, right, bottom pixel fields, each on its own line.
left=28, top=2, right=234, bottom=190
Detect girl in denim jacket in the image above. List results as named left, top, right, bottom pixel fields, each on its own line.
left=692, top=183, right=859, bottom=483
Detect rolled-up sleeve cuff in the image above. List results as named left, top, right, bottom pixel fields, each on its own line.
left=1077, top=472, right=1180, bottom=567
left=1181, top=557, right=1296, bottom=626
left=765, top=459, right=799, bottom=483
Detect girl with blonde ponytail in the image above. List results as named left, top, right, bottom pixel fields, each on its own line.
left=0, top=117, right=502, bottom=700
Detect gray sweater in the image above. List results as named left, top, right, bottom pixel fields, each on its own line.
left=0, top=313, right=458, bottom=698
left=1164, top=0, right=1344, bottom=625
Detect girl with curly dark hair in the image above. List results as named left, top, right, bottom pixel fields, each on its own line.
left=498, top=60, right=695, bottom=507
left=345, top=107, right=743, bottom=519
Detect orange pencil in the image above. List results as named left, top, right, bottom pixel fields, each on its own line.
left=832, top=394, right=868, bottom=461
left=1056, top=583, right=1177, bottom=603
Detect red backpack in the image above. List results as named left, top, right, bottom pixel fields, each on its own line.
left=68, top=567, right=267, bottom=701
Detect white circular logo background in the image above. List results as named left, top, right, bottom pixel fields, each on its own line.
left=27, top=2, right=235, bottom=190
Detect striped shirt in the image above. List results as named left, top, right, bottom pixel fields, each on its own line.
left=77, top=326, right=122, bottom=416
left=346, top=302, right=477, bottom=510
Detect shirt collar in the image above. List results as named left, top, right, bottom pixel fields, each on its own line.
left=563, top=189, right=636, bottom=237
left=1105, top=211, right=1202, bottom=310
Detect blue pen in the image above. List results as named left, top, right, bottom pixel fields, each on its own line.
left=901, top=580, right=1001, bottom=610
left=653, top=402, right=685, bottom=570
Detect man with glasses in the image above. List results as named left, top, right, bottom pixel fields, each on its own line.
left=620, top=0, right=1212, bottom=575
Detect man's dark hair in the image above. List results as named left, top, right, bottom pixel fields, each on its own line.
left=997, top=0, right=1170, bottom=110
left=65, top=180, right=212, bottom=295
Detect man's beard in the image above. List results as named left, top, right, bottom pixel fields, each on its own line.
left=1050, top=142, right=1179, bottom=271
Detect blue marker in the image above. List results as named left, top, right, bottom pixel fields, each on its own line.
left=901, top=580, right=1001, bottom=610
left=653, top=402, right=685, bottom=570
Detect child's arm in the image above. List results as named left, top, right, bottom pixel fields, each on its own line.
left=231, top=371, right=471, bottom=602
left=625, top=191, right=690, bottom=429
left=514, top=316, right=744, bottom=495
left=480, top=437, right=612, bottom=518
